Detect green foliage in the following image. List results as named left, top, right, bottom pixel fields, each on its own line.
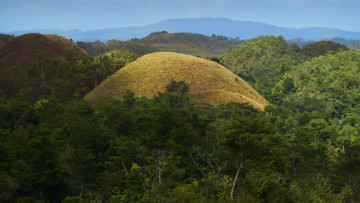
left=62, top=196, right=87, bottom=203
left=335, top=142, right=360, bottom=199
left=220, top=35, right=306, bottom=102
left=148, top=30, right=168, bottom=36
left=0, top=49, right=138, bottom=102
left=222, top=116, right=275, bottom=161
left=244, top=170, right=290, bottom=202
left=3, top=34, right=360, bottom=202
left=0, top=97, right=110, bottom=202
left=76, top=40, right=106, bottom=56
left=281, top=50, right=360, bottom=117
left=1, top=89, right=359, bottom=202
left=290, top=174, right=353, bottom=202
left=165, top=80, right=189, bottom=95
left=78, top=32, right=241, bottom=58
left=302, top=40, right=349, bottom=57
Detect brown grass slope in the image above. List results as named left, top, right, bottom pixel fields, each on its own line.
left=0, top=33, right=87, bottom=78
left=85, top=52, right=268, bottom=110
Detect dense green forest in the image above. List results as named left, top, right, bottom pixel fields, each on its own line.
left=77, top=32, right=241, bottom=58
left=1, top=35, right=360, bottom=202
left=0, top=87, right=357, bottom=202
left=219, top=35, right=306, bottom=100
left=288, top=38, right=360, bottom=48
left=0, top=47, right=138, bottom=102
left=301, top=40, right=348, bottom=58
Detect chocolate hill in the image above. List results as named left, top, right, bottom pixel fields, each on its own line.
left=85, top=52, right=268, bottom=110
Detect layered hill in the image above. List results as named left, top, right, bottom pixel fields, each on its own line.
left=274, top=50, right=360, bottom=116
left=301, top=40, right=348, bottom=57
left=138, top=32, right=241, bottom=57
left=85, top=52, right=268, bottom=110
left=219, top=36, right=306, bottom=101
left=219, top=37, right=348, bottom=103
left=0, top=33, right=87, bottom=78
left=0, top=33, right=91, bottom=101
left=77, top=32, right=241, bottom=57
left=289, top=37, right=360, bottom=47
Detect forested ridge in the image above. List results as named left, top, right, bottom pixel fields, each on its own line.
left=1, top=34, right=360, bottom=202
left=77, top=31, right=241, bottom=58
left=0, top=33, right=138, bottom=102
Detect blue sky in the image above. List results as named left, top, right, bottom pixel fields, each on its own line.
left=1, top=0, right=359, bottom=32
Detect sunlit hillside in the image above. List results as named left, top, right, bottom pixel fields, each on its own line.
left=85, top=52, right=268, bottom=110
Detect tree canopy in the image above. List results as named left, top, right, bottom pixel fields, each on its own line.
left=1, top=34, right=360, bottom=202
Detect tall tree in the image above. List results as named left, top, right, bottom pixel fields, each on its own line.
left=221, top=116, right=279, bottom=200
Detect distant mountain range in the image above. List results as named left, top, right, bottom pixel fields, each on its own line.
left=5, top=18, right=360, bottom=42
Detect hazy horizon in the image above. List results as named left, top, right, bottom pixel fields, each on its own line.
left=1, top=0, right=360, bottom=33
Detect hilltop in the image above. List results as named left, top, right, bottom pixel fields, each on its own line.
left=289, top=37, right=360, bottom=47
left=0, top=33, right=87, bottom=78
left=78, top=32, right=241, bottom=58
left=0, top=33, right=137, bottom=101
left=219, top=35, right=306, bottom=101
left=139, top=32, right=240, bottom=57
left=85, top=52, right=268, bottom=110
left=301, top=40, right=348, bottom=57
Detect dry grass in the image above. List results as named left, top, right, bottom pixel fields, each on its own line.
left=0, top=33, right=87, bottom=78
left=192, top=90, right=266, bottom=110
left=85, top=52, right=268, bottom=110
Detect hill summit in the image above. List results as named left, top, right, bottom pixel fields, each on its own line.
left=85, top=52, right=268, bottom=110
left=0, top=33, right=90, bottom=100
left=0, top=33, right=87, bottom=78
left=77, top=32, right=240, bottom=58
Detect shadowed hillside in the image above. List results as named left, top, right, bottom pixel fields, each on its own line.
left=85, top=52, right=268, bottom=110
left=0, top=34, right=15, bottom=48
left=0, top=34, right=139, bottom=101
left=301, top=40, right=348, bottom=57
left=139, top=32, right=241, bottom=57
left=0, top=33, right=93, bottom=101
left=0, top=33, right=87, bottom=78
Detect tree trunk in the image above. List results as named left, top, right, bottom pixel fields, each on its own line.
left=230, top=160, right=244, bottom=200
left=122, top=159, right=129, bottom=176
left=40, top=188, right=44, bottom=197
left=80, top=183, right=84, bottom=198
left=291, top=152, right=297, bottom=177
left=158, top=160, right=162, bottom=184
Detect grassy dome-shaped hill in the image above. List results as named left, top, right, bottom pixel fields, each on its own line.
left=0, top=33, right=87, bottom=77
left=0, top=33, right=90, bottom=101
left=85, top=52, right=268, bottom=110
